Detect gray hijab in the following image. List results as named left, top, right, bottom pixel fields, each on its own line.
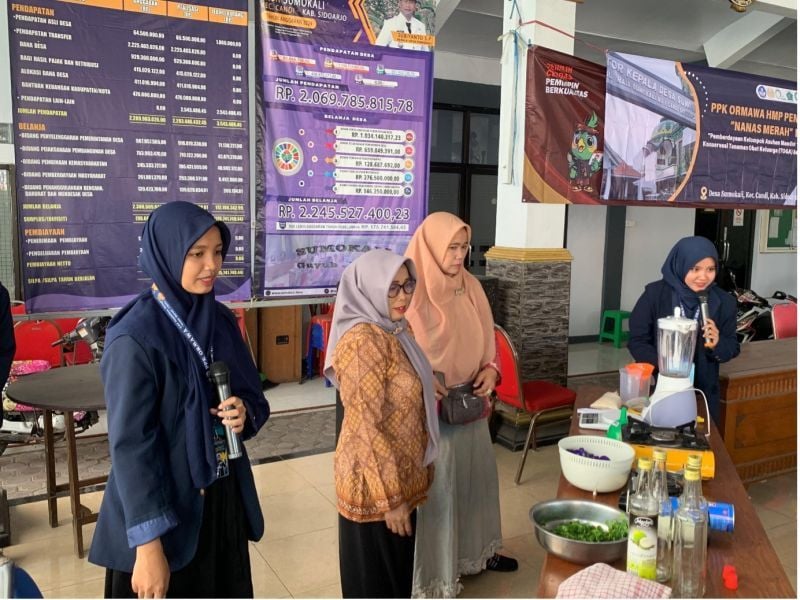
left=324, top=249, right=439, bottom=466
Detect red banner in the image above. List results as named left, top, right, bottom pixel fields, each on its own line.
left=523, top=46, right=607, bottom=204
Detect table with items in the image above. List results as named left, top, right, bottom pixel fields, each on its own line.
left=5, top=363, right=106, bottom=558
left=535, top=385, right=795, bottom=598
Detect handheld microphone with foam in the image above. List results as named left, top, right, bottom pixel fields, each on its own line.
left=697, top=291, right=712, bottom=347
left=208, top=361, right=243, bottom=459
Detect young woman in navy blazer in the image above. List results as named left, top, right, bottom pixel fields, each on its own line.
left=628, top=236, right=740, bottom=425
left=89, top=201, right=269, bottom=598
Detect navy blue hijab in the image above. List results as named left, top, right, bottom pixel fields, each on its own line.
left=660, top=236, right=719, bottom=312
left=105, top=201, right=265, bottom=488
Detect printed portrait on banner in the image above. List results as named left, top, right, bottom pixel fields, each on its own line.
left=364, top=0, right=436, bottom=52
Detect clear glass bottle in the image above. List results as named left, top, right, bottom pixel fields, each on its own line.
left=671, top=466, right=708, bottom=598
left=627, top=457, right=658, bottom=581
left=651, top=449, right=672, bottom=583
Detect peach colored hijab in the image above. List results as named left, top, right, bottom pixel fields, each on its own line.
left=404, top=212, right=495, bottom=387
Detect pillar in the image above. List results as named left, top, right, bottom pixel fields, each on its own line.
left=487, top=0, right=577, bottom=386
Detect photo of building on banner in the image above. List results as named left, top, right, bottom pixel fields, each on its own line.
left=255, top=0, right=434, bottom=297
left=602, top=52, right=797, bottom=208
left=522, top=46, right=607, bottom=205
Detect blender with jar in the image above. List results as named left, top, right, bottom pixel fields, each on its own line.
left=641, top=307, right=709, bottom=427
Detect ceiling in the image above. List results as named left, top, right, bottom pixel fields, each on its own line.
left=435, top=0, right=797, bottom=82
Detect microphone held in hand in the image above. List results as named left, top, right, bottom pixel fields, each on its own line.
left=208, top=361, right=243, bottom=460
left=697, top=291, right=712, bottom=347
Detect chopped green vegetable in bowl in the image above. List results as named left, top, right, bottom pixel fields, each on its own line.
left=530, top=500, right=629, bottom=564
left=551, top=518, right=628, bottom=542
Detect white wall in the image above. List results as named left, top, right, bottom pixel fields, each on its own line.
left=566, top=205, right=607, bottom=336
left=750, top=210, right=798, bottom=297
left=566, top=205, right=696, bottom=337
left=434, top=51, right=500, bottom=86
left=620, top=206, right=696, bottom=311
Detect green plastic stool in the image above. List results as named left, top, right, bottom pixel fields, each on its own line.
left=598, top=309, right=631, bottom=348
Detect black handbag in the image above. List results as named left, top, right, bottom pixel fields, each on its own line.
left=438, top=383, right=490, bottom=425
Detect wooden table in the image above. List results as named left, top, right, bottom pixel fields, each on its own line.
left=5, top=363, right=106, bottom=558
left=719, top=338, right=797, bottom=484
left=536, top=385, right=795, bottom=598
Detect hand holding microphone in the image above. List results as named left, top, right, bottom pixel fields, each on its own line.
left=697, top=291, right=717, bottom=349
left=208, top=361, right=243, bottom=459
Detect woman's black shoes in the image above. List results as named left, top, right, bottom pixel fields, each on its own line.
left=485, top=553, right=518, bottom=572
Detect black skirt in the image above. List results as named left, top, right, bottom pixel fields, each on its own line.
left=105, top=469, right=253, bottom=599
left=338, top=512, right=416, bottom=599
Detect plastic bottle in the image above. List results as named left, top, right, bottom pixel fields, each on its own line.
left=651, top=448, right=672, bottom=583
left=671, top=466, right=708, bottom=598
left=606, top=406, right=628, bottom=441
left=627, top=457, right=658, bottom=580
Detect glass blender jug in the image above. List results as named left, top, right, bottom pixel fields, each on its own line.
left=657, top=308, right=698, bottom=377
left=642, top=307, right=703, bottom=427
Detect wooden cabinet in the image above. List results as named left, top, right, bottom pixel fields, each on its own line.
left=258, top=306, right=303, bottom=383
left=719, top=338, right=797, bottom=484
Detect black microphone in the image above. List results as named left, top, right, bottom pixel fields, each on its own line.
left=697, top=291, right=712, bottom=348
left=208, top=361, right=243, bottom=459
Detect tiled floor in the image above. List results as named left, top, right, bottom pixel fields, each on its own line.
left=2, top=342, right=796, bottom=597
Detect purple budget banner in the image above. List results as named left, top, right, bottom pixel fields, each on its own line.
left=254, top=0, right=433, bottom=297
left=602, top=52, right=797, bottom=208
left=8, top=0, right=252, bottom=312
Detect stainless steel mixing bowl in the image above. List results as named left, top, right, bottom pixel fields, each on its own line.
left=530, top=499, right=628, bottom=564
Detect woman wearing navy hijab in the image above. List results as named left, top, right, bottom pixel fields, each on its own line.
left=628, top=236, right=739, bottom=425
left=89, top=201, right=269, bottom=598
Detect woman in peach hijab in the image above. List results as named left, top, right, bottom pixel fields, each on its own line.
left=405, top=212, right=517, bottom=598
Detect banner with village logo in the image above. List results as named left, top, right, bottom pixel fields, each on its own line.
left=254, top=0, right=435, bottom=297
left=601, top=52, right=797, bottom=208
left=522, top=46, right=607, bottom=205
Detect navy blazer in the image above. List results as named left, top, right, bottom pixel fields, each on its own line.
left=89, top=334, right=267, bottom=573
left=628, top=280, right=740, bottom=424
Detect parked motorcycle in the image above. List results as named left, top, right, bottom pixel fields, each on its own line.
left=734, top=289, right=796, bottom=343
left=0, top=317, right=109, bottom=456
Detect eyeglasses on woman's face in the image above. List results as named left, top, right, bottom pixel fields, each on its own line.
left=388, top=278, right=417, bottom=298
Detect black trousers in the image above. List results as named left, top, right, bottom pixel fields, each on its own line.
left=105, top=470, right=253, bottom=599
left=338, top=512, right=416, bottom=599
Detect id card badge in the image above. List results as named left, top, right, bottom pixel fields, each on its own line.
left=213, top=423, right=230, bottom=479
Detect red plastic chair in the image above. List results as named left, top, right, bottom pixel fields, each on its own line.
left=494, top=324, right=576, bottom=484
left=10, top=301, right=26, bottom=316
left=13, top=320, right=65, bottom=368
left=771, top=302, right=797, bottom=340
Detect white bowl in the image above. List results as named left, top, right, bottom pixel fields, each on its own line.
left=558, top=435, right=635, bottom=493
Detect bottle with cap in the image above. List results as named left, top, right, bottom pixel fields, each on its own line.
left=679, top=453, right=703, bottom=493
left=651, top=448, right=672, bottom=583
left=671, top=466, right=708, bottom=598
left=686, top=454, right=702, bottom=470
left=627, top=457, right=658, bottom=580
